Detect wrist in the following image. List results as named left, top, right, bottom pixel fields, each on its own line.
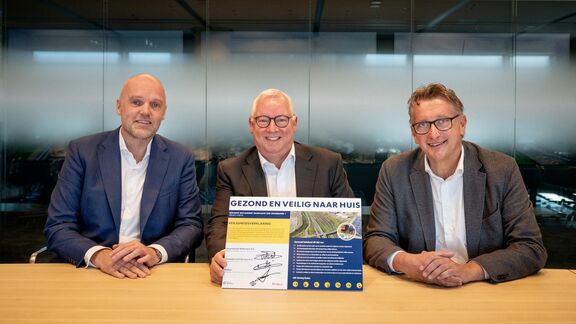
left=150, top=247, right=162, bottom=265
left=463, top=261, right=485, bottom=283
left=392, top=251, right=407, bottom=272
left=90, top=248, right=111, bottom=268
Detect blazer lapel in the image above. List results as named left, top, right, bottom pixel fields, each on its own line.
left=97, top=130, right=122, bottom=232
left=462, top=143, right=486, bottom=258
left=140, top=136, right=169, bottom=232
left=295, top=143, right=316, bottom=197
left=409, top=152, right=436, bottom=251
left=241, top=149, right=268, bottom=196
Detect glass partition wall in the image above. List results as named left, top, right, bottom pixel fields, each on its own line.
left=1, top=0, right=575, bottom=266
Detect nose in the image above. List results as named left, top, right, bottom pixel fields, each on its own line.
left=140, top=102, right=152, bottom=116
left=266, top=120, right=279, bottom=132
left=427, top=123, right=441, bottom=138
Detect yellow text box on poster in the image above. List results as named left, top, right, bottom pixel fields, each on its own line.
left=226, top=218, right=290, bottom=244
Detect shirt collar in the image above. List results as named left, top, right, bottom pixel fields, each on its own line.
left=258, top=143, right=296, bottom=170
left=118, top=128, right=152, bottom=164
left=424, top=144, right=464, bottom=180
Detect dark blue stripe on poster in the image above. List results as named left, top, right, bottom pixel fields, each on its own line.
left=229, top=210, right=290, bottom=219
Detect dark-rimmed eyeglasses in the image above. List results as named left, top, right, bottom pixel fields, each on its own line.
left=411, top=114, right=460, bottom=135
left=252, top=115, right=293, bottom=128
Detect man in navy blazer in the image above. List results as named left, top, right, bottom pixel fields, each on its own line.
left=364, top=83, right=546, bottom=286
left=205, top=89, right=354, bottom=284
left=45, top=74, right=203, bottom=279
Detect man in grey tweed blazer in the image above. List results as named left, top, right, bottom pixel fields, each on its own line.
left=364, top=83, right=546, bottom=286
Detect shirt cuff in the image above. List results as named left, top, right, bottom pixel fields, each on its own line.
left=149, top=244, right=168, bottom=264
left=84, top=246, right=109, bottom=268
left=387, top=250, right=404, bottom=274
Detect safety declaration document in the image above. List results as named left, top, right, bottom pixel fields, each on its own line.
left=222, top=196, right=363, bottom=291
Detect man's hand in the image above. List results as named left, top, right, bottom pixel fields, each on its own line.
left=109, top=240, right=160, bottom=267
left=91, top=248, right=151, bottom=279
left=433, top=261, right=485, bottom=287
left=393, top=250, right=459, bottom=285
left=420, top=255, right=463, bottom=287
left=395, top=251, right=485, bottom=287
left=210, top=250, right=227, bottom=284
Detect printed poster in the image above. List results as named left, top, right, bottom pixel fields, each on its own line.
left=222, top=197, right=363, bottom=291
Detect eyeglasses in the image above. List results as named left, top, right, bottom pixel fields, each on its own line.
left=252, top=115, right=293, bottom=128
left=411, top=114, right=460, bottom=135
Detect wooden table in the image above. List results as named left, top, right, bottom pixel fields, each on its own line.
left=1, top=264, right=574, bottom=323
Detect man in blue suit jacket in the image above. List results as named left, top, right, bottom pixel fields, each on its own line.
left=45, top=74, right=203, bottom=279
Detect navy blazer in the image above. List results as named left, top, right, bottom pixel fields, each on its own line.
left=45, top=129, right=203, bottom=266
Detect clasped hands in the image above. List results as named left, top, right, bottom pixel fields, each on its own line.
left=90, top=240, right=160, bottom=279
left=394, top=250, right=484, bottom=287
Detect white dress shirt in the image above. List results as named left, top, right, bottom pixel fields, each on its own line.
left=425, top=147, right=468, bottom=264
left=388, top=146, right=468, bottom=271
left=117, top=131, right=150, bottom=244
left=84, top=129, right=167, bottom=266
left=258, top=144, right=297, bottom=198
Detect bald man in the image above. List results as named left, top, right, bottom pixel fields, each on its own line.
left=45, top=74, right=203, bottom=279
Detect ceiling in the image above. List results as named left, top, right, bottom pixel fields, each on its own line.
left=3, top=0, right=576, bottom=35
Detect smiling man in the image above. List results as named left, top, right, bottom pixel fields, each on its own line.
left=364, top=83, right=547, bottom=286
left=45, top=74, right=203, bottom=279
left=205, top=89, right=354, bottom=284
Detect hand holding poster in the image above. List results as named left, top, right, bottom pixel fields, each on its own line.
left=222, top=197, right=363, bottom=291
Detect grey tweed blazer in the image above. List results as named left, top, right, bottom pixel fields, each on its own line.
left=364, top=141, right=547, bottom=283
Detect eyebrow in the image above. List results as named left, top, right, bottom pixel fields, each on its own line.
left=417, top=115, right=453, bottom=122
left=128, top=96, right=164, bottom=102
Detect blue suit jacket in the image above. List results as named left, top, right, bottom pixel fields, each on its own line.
left=45, top=129, right=203, bottom=266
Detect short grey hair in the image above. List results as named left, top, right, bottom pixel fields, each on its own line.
left=250, top=89, right=294, bottom=117
left=407, top=83, right=463, bottom=121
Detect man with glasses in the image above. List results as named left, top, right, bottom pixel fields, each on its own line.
left=206, top=88, right=354, bottom=284
left=364, top=83, right=546, bottom=286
